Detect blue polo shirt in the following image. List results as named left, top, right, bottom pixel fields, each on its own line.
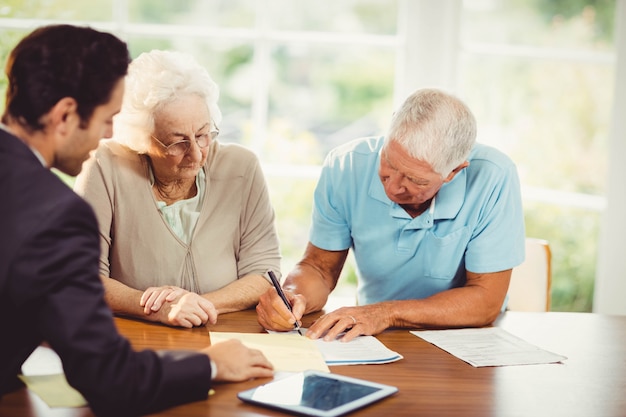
left=310, top=136, right=525, bottom=305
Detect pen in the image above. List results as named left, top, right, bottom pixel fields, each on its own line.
left=268, top=270, right=303, bottom=336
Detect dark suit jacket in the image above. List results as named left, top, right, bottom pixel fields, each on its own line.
left=0, top=129, right=213, bottom=416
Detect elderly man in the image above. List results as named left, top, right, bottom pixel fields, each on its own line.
left=257, top=88, right=524, bottom=342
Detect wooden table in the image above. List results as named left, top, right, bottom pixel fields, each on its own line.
left=1, top=310, right=625, bottom=417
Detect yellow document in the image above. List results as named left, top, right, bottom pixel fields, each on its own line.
left=18, top=374, right=87, bottom=408
left=209, top=332, right=330, bottom=373
left=19, top=346, right=87, bottom=408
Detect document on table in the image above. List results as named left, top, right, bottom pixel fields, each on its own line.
left=209, top=332, right=330, bottom=372
left=267, top=329, right=403, bottom=365
left=411, top=327, right=567, bottom=367
left=314, top=335, right=403, bottom=365
left=19, top=346, right=87, bottom=408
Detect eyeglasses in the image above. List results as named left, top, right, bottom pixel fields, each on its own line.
left=152, top=124, right=219, bottom=157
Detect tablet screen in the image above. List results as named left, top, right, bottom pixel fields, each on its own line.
left=238, top=371, right=398, bottom=417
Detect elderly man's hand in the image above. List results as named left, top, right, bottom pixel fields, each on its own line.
left=256, top=287, right=306, bottom=331
left=305, top=304, right=394, bottom=343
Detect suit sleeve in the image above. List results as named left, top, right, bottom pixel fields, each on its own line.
left=15, top=195, right=212, bottom=417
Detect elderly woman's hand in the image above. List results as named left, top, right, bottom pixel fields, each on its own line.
left=141, top=285, right=218, bottom=328
left=158, top=292, right=218, bottom=328
left=140, top=285, right=188, bottom=314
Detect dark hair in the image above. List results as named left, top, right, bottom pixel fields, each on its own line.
left=2, top=24, right=130, bottom=130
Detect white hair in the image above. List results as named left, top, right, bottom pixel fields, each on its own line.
left=113, top=49, right=222, bottom=153
left=385, top=88, right=476, bottom=177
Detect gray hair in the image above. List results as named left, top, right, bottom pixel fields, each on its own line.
left=113, top=49, right=222, bottom=153
left=385, top=88, right=476, bottom=177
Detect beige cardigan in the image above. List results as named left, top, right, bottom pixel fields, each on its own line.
left=74, top=139, right=281, bottom=293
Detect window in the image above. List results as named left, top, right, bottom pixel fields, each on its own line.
left=458, top=0, right=615, bottom=311
left=0, top=0, right=619, bottom=311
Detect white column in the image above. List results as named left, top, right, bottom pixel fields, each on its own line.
left=394, top=0, right=461, bottom=108
left=593, top=0, right=626, bottom=315
left=249, top=0, right=271, bottom=157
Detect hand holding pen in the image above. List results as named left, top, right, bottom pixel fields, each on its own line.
left=267, top=270, right=303, bottom=335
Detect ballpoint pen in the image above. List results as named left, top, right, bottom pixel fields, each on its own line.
left=267, top=270, right=303, bottom=336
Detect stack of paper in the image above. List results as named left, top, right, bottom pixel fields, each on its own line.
left=210, top=331, right=402, bottom=372
left=210, top=332, right=331, bottom=372
left=313, top=335, right=403, bottom=365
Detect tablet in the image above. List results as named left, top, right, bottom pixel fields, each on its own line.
left=237, top=370, right=398, bottom=417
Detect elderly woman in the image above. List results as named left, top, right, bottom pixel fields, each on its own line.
left=74, top=50, right=281, bottom=328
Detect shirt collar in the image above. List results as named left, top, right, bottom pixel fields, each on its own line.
left=29, top=147, right=48, bottom=167
left=434, top=169, right=466, bottom=220
left=0, top=122, right=48, bottom=167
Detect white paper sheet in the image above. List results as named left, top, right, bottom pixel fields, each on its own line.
left=411, top=327, right=567, bottom=367
left=21, top=346, right=63, bottom=375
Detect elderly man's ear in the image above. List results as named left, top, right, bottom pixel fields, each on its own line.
left=443, top=161, right=470, bottom=183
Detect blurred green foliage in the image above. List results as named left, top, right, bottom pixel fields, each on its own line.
left=531, top=0, right=615, bottom=41
left=461, top=0, right=615, bottom=311
left=525, top=204, right=599, bottom=311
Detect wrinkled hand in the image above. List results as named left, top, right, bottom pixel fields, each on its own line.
left=306, top=305, right=392, bottom=343
left=154, top=292, right=218, bottom=328
left=140, top=285, right=188, bottom=314
left=204, top=339, right=274, bottom=382
left=256, top=287, right=306, bottom=331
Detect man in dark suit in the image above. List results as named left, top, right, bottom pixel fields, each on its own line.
left=0, top=24, right=273, bottom=416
